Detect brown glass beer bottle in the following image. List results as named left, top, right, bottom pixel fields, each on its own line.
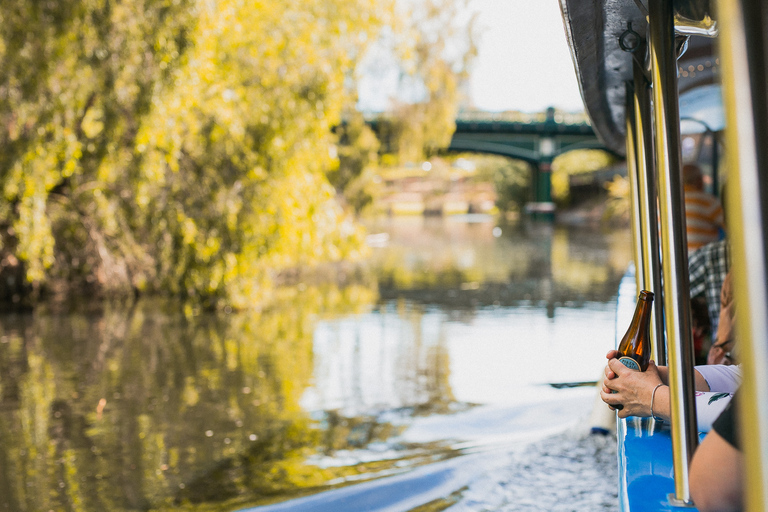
left=617, top=290, right=654, bottom=371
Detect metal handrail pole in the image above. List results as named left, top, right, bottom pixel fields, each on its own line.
left=718, top=0, right=768, bottom=509
left=626, top=82, right=646, bottom=294
left=711, top=130, right=719, bottom=196
left=648, top=0, right=699, bottom=505
left=633, top=50, right=667, bottom=366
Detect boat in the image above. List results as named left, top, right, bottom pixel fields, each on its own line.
left=559, top=0, right=767, bottom=510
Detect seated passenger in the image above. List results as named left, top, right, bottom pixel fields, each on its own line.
left=683, top=163, right=724, bottom=253
left=687, top=180, right=730, bottom=363
left=690, top=393, right=743, bottom=512
left=708, top=271, right=737, bottom=365
left=691, top=296, right=712, bottom=365
left=688, top=232, right=729, bottom=336
left=600, top=349, right=740, bottom=431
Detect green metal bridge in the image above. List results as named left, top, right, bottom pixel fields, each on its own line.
left=449, top=109, right=608, bottom=216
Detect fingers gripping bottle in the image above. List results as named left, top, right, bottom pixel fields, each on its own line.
left=617, top=290, right=654, bottom=371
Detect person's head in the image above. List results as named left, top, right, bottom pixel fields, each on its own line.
left=683, top=163, right=704, bottom=189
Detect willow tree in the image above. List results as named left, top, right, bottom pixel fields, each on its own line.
left=0, top=0, right=393, bottom=308
left=0, top=0, right=198, bottom=301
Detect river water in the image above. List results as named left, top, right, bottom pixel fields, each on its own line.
left=0, top=215, right=629, bottom=512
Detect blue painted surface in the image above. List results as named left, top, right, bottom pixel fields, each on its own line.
left=617, top=417, right=705, bottom=512
left=236, top=451, right=493, bottom=512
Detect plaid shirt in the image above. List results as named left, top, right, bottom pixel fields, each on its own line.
left=689, top=239, right=730, bottom=334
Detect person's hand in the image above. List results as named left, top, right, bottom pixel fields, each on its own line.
left=708, top=340, right=734, bottom=365
left=600, top=358, right=664, bottom=418
left=604, top=350, right=620, bottom=380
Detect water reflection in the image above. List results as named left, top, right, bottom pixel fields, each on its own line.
left=368, top=216, right=631, bottom=311
left=304, top=304, right=455, bottom=417
left=0, top=217, right=630, bottom=511
left=0, top=288, right=380, bottom=511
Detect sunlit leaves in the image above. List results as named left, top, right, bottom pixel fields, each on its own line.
left=0, top=0, right=196, bottom=298
left=604, top=175, right=631, bottom=223
left=0, top=0, right=392, bottom=308
left=374, top=0, right=478, bottom=163
left=550, top=149, right=617, bottom=203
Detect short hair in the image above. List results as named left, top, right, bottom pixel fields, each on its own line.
left=683, top=163, right=703, bottom=186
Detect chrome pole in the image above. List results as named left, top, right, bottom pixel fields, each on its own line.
left=625, top=82, right=645, bottom=295
left=718, top=0, right=768, bottom=509
left=633, top=51, right=667, bottom=366
left=648, top=0, right=699, bottom=505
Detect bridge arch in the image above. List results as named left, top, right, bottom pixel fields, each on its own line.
left=447, top=118, right=611, bottom=216
left=363, top=113, right=613, bottom=217
left=448, top=118, right=608, bottom=162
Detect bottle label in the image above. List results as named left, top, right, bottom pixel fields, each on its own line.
left=619, top=356, right=641, bottom=371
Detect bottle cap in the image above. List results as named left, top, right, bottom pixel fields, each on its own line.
left=639, top=290, right=654, bottom=300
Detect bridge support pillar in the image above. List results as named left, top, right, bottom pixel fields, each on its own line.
left=526, top=161, right=555, bottom=221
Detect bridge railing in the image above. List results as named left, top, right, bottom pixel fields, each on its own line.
left=455, top=110, right=591, bottom=126
left=362, top=110, right=591, bottom=126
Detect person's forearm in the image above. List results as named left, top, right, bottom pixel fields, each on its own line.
left=649, top=386, right=733, bottom=430
left=656, top=367, right=710, bottom=391
left=650, top=385, right=671, bottom=422
left=657, top=366, right=668, bottom=386
left=690, top=430, right=743, bottom=512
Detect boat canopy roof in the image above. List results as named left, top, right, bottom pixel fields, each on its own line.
left=558, top=0, right=718, bottom=155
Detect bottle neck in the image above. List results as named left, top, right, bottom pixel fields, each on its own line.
left=629, top=298, right=653, bottom=333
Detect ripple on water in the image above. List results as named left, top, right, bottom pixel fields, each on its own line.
left=446, top=430, right=618, bottom=512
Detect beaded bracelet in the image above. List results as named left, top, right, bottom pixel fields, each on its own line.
left=650, top=383, right=665, bottom=422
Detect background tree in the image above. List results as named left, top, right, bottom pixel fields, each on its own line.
left=327, top=112, right=381, bottom=214
left=130, top=0, right=391, bottom=309
left=0, top=0, right=394, bottom=309
left=550, top=149, right=617, bottom=205
left=367, top=0, right=479, bottom=164
left=481, top=156, right=532, bottom=214
left=0, top=0, right=198, bottom=302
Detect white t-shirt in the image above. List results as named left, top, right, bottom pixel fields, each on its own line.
left=693, top=364, right=741, bottom=431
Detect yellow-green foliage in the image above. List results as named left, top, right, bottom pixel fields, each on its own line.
left=604, top=174, right=631, bottom=223
left=0, top=0, right=393, bottom=308
left=378, top=0, right=478, bottom=164
left=327, top=112, right=381, bottom=214
left=466, top=154, right=530, bottom=213
left=550, top=149, right=616, bottom=203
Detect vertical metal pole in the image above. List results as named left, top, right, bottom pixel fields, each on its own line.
left=625, top=83, right=645, bottom=295
left=648, top=0, right=699, bottom=505
left=633, top=53, right=667, bottom=366
left=718, top=1, right=768, bottom=510
left=711, top=130, right=719, bottom=196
